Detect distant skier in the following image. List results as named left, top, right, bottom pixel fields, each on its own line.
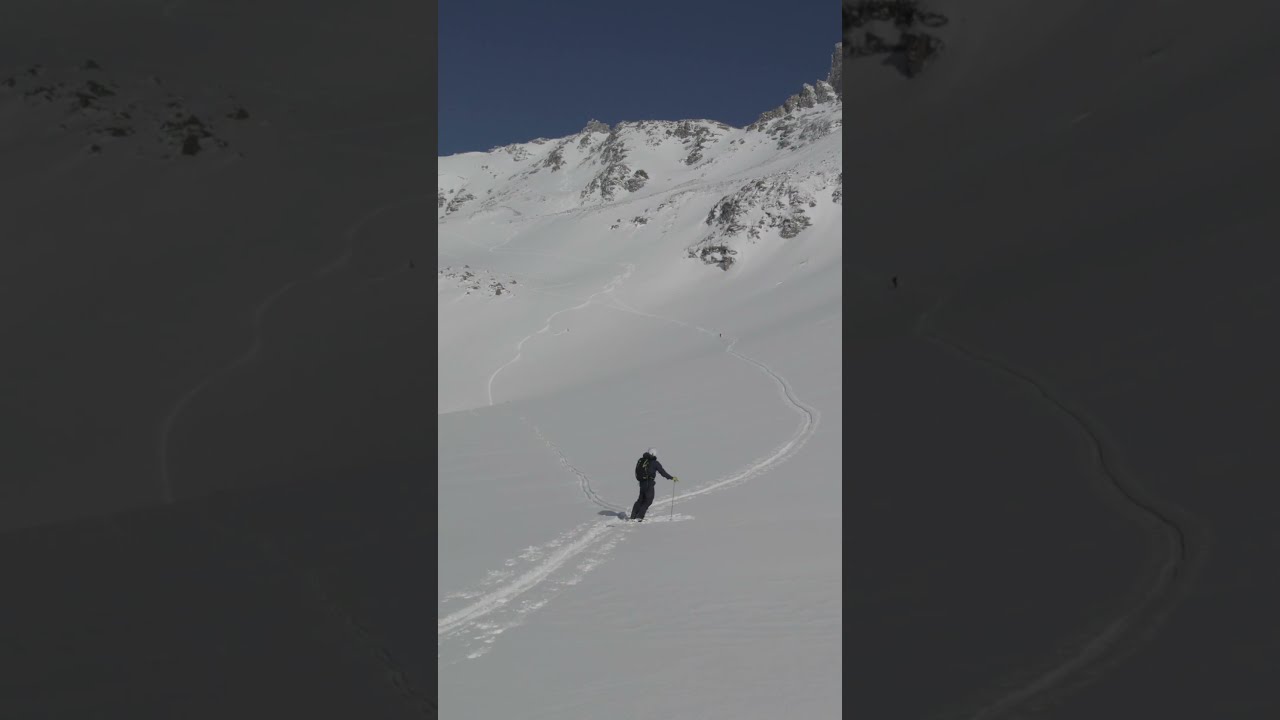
left=891, top=276, right=898, bottom=289
left=631, top=448, right=677, bottom=522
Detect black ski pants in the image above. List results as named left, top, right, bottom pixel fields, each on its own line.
left=631, top=480, right=656, bottom=520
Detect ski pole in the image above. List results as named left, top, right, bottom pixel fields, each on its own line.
left=670, top=480, right=676, bottom=521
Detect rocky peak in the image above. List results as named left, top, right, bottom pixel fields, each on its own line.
left=748, top=44, right=843, bottom=131
left=582, top=119, right=611, bottom=135
left=844, top=1, right=948, bottom=77
left=783, top=84, right=818, bottom=113
left=688, top=173, right=828, bottom=270
left=828, top=42, right=842, bottom=96
left=580, top=128, right=648, bottom=202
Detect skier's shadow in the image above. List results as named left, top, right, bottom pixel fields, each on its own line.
left=598, top=510, right=627, bottom=520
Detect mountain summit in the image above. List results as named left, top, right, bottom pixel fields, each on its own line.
left=438, top=44, right=840, bottom=271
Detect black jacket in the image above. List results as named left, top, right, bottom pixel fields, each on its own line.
left=637, top=453, right=673, bottom=482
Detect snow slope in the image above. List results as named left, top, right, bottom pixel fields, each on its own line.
left=438, top=45, right=842, bottom=719
left=0, top=0, right=429, bottom=530
left=1, top=1, right=437, bottom=717
left=848, top=0, right=1280, bottom=717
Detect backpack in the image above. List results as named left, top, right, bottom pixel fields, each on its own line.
left=634, top=455, right=650, bottom=482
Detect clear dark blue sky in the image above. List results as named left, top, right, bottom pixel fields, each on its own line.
left=439, top=1, right=838, bottom=156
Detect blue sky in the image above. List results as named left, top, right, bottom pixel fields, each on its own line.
left=439, top=1, right=839, bottom=156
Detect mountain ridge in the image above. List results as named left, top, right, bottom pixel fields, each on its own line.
left=438, top=44, right=841, bottom=271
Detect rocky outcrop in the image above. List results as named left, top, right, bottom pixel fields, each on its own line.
left=828, top=42, right=843, bottom=97
left=745, top=43, right=842, bottom=150
left=670, top=120, right=727, bottom=165
left=438, top=265, right=517, bottom=297
left=1, top=60, right=247, bottom=158
left=844, top=0, right=947, bottom=28
left=844, top=0, right=948, bottom=77
left=687, top=244, right=737, bottom=271
left=749, top=109, right=839, bottom=151
left=623, top=169, right=649, bottom=192
left=438, top=45, right=839, bottom=273
left=581, top=129, right=648, bottom=202
left=689, top=176, right=823, bottom=269
left=578, top=119, right=611, bottom=148
left=445, top=190, right=476, bottom=214
left=541, top=139, right=570, bottom=171
left=492, top=143, right=532, bottom=162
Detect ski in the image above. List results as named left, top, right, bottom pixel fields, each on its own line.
left=605, top=513, right=694, bottom=527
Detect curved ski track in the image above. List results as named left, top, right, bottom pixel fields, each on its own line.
left=521, top=415, right=627, bottom=515
left=915, top=300, right=1205, bottom=719
left=485, top=261, right=634, bottom=407
left=158, top=200, right=409, bottom=503
left=440, top=209, right=821, bottom=647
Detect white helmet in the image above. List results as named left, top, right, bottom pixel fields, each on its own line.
left=646, top=448, right=658, bottom=458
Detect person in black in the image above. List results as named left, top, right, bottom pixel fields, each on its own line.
left=631, top=448, right=677, bottom=521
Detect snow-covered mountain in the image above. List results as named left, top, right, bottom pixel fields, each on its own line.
left=439, top=44, right=841, bottom=272
left=438, top=44, right=841, bottom=719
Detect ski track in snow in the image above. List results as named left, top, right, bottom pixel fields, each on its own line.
left=438, top=512, right=697, bottom=660
left=603, top=293, right=820, bottom=504
left=915, top=298, right=1205, bottom=719
left=440, top=207, right=820, bottom=654
left=437, top=520, right=618, bottom=643
left=442, top=230, right=643, bottom=650
left=522, top=416, right=627, bottom=514
left=485, top=258, right=634, bottom=407
left=157, top=200, right=409, bottom=504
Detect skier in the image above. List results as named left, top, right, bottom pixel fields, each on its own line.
left=631, top=448, right=677, bottom=522
left=891, top=276, right=898, bottom=289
